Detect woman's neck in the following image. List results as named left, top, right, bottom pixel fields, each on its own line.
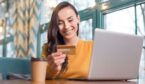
left=64, top=36, right=79, bottom=46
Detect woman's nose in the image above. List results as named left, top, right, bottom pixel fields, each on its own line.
left=64, top=21, right=70, bottom=29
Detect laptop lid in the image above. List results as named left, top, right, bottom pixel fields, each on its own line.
left=88, top=29, right=144, bottom=80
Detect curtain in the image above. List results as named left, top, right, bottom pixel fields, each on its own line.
left=11, top=0, right=42, bottom=58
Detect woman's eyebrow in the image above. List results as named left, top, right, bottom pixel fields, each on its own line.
left=58, top=19, right=63, bottom=22
left=67, top=16, right=73, bottom=19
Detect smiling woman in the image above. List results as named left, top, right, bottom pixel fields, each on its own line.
left=41, top=1, right=93, bottom=79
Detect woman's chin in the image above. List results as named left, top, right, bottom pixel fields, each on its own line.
left=64, top=36, right=74, bottom=40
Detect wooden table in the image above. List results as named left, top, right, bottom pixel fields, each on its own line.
left=0, top=79, right=144, bottom=84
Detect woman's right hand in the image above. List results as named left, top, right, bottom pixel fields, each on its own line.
left=47, top=51, right=66, bottom=74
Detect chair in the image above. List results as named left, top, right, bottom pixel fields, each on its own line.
left=0, top=57, right=31, bottom=80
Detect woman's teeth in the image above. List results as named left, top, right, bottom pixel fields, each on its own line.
left=65, top=29, right=72, bottom=35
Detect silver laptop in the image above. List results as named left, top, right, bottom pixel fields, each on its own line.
left=88, top=29, right=144, bottom=80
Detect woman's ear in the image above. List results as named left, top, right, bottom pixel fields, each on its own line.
left=77, top=15, right=80, bottom=23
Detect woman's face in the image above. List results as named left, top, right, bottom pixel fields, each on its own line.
left=58, top=6, right=80, bottom=41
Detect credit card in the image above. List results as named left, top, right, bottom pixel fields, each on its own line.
left=57, top=45, right=76, bottom=55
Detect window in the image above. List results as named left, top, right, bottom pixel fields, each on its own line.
left=7, top=42, right=15, bottom=58
left=40, top=0, right=96, bottom=24
left=104, top=7, right=135, bottom=35
left=40, top=31, right=47, bottom=53
left=136, top=3, right=145, bottom=78
left=79, top=19, right=93, bottom=40
left=0, top=45, right=2, bottom=57
left=136, top=4, right=145, bottom=36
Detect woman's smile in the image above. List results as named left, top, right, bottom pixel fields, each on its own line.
left=64, top=28, right=73, bottom=35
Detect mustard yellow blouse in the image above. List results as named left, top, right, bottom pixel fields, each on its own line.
left=41, top=40, right=93, bottom=79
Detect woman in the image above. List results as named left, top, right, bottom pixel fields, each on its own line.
left=41, top=1, right=93, bottom=79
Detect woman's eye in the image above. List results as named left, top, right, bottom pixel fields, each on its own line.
left=68, top=19, right=73, bottom=22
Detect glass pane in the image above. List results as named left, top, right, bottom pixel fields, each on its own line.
left=0, top=19, right=5, bottom=40
left=40, top=31, right=47, bottom=52
left=79, top=19, right=93, bottom=40
left=101, top=0, right=109, bottom=2
left=40, top=0, right=96, bottom=24
left=0, top=45, right=2, bottom=57
left=136, top=4, right=145, bottom=36
left=69, top=0, right=96, bottom=11
left=6, top=42, right=15, bottom=58
left=0, top=19, right=5, bottom=57
left=104, top=7, right=135, bottom=35
left=136, top=4, right=145, bottom=78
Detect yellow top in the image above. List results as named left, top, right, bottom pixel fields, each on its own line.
left=41, top=40, right=93, bottom=79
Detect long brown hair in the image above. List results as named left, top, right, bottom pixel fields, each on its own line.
left=46, top=1, right=79, bottom=74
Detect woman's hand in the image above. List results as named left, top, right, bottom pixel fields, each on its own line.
left=47, top=52, right=66, bottom=74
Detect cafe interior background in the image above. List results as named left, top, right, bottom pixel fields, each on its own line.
left=0, top=0, right=145, bottom=78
